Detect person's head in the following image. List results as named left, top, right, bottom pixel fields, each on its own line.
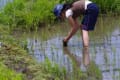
left=53, top=3, right=72, bottom=19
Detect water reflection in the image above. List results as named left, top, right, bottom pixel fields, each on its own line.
left=63, top=47, right=90, bottom=71
left=82, top=47, right=90, bottom=67
left=63, top=47, right=103, bottom=80
left=63, top=47, right=81, bottom=69
left=19, top=16, right=120, bottom=80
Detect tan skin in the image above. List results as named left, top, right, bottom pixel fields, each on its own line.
left=60, top=10, right=90, bottom=67
left=60, top=11, right=89, bottom=48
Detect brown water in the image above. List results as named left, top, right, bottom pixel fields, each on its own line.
left=18, top=16, right=120, bottom=80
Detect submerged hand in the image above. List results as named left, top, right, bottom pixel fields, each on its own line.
left=63, top=38, right=68, bottom=47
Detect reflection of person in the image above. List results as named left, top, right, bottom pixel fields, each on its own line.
left=63, top=48, right=102, bottom=79
left=82, top=47, right=90, bottom=66
left=63, top=47, right=81, bottom=67
left=63, top=47, right=90, bottom=68
left=53, top=0, right=99, bottom=47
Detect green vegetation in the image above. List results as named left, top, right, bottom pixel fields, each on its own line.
left=92, top=0, right=120, bottom=14
left=0, top=0, right=116, bottom=80
left=0, top=25, right=67, bottom=80
left=0, top=24, right=67, bottom=80
left=87, top=62, right=102, bottom=80
left=0, top=24, right=103, bottom=80
left=0, top=62, right=23, bottom=80
left=0, top=42, right=67, bottom=80
left=0, top=0, right=59, bottom=30
left=0, top=0, right=120, bottom=31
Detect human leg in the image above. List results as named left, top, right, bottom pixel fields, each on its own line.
left=82, top=29, right=89, bottom=47
left=82, top=29, right=90, bottom=66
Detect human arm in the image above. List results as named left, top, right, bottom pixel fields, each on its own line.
left=63, top=16, right=80, bottom=42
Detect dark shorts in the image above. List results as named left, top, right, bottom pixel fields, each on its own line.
left=81, top=3, right=99, bottom=31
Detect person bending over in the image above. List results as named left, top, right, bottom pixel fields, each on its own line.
left=53, top=0, right=99, bottom=48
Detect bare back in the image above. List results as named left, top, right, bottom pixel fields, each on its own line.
left=71, top=0, right=85, bottom=18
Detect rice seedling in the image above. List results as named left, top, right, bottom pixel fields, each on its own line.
left=0, top=0, right=60, bottom=31
left=0, top=0, right=120, bottom=31
left=92, top=0, right=120, bottom=14
left=0, top=62, right=23, bottom=80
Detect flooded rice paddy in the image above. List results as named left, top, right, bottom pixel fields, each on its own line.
left=16, top=16, right=120, bottom=80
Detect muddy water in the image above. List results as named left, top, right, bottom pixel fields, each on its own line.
left=19, top=16, right=120, bottom=80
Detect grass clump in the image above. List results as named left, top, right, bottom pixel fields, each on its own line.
left=0, top=25, right=67, bottom=80
left=0, top=41, right=68, bottom=80
left=92, top=0, right=120, bottom=14
left=0, top=62, right=23, bottom=80
left=87, top=62, right=103, bottom=80
left=0, top=0, right=59, bottom=31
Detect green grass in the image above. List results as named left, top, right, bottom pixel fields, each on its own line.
left=87, top=62, right=102, bottom=80
left=0, top=0, right=120, bottom=31
left=0, top=24, right=103, bottom=80
left=0, top=62, right=23, bottom=80
left=0, top=40, right=67, bottom=80
left=92, top=0, right=120, bottom=14
left=0, top=25, right=67, bottom=80
left=0, top=0, right=60, bottom=31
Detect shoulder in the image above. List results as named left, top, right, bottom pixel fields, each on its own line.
left=65, top=9, right=73, bottom=18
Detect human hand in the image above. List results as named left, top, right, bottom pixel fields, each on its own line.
left=63, top=37, right=68, bottom=42
left=63, top=39, right=68, bottom=47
